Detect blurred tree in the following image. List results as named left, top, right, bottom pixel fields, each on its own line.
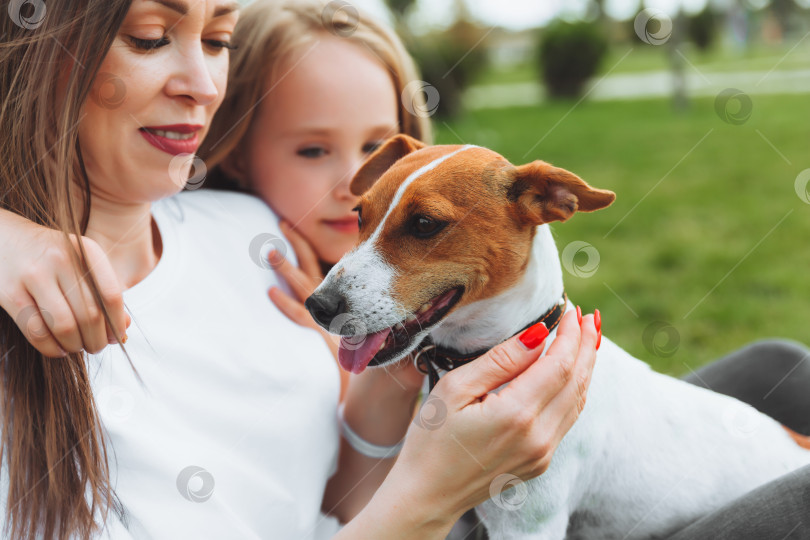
left=537, top=21, right=608, bottom=98
left=667, top=11, right=688, bottom=111
left=408, top=19, right=489, bottom=118
left=770, top=0, right=796, bottom=37
left=390, top=0, right=489, bottom=118
left=687, top=6, right=718, bottom=52
left=385, top=0, right=416, bottom=19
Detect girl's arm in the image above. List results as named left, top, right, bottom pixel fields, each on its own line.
left=332, top=310, right=600, bottom=536
left=321, top=363, right=423, bottom=522
left=0, top=208, right=128, bottom=356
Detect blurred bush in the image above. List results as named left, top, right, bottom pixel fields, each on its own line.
left=538, top=21, right=608, bottom=98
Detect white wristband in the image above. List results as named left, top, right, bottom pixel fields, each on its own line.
left=337, top=403, right=405, bottom=459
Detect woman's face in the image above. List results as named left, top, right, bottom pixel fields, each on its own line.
left=237, top=34, right=400, bottom=265
left=79, top=0, right=239, bottom=203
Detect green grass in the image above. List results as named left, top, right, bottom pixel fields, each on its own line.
left=605, top=41, right=810, bottom=74
left=435, top=94, right=810, bottom=376
left=473, top=40, right=810, bottom=86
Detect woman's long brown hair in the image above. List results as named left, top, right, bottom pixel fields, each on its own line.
left=0, top=1, right=131, bottom=537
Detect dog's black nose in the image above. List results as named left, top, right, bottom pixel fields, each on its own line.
left=305, top=291, right=347, bottom=328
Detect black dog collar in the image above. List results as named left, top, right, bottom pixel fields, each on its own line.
left=413, top=293, right=568, bottom=392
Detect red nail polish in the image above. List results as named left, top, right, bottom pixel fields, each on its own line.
left=576, top=305, right=582, bottom=325
left=594, top=309, right=601, bottom=333
left=597, top=330, right=602, bottom=350
left=519, top=322, right=549, bottom=349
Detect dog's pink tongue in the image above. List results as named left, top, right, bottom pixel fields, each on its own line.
left=338, top=328, right=390, bottom=374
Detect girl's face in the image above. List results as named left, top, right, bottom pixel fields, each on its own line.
left=237, top=34, right=399, bottom=265
left=79, top=0, right=238, bottom=203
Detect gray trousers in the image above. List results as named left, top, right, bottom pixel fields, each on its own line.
left=447, top=339, right=810, bottom=540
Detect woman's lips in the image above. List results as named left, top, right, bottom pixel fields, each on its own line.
left=323, top=217, right=359, bottom=233
left=139, top=125, right=202, bottom=156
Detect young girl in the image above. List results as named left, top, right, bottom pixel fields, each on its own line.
left=0, top=1, right=599, bottom=538
left=198, top=0, right=434, bottom=394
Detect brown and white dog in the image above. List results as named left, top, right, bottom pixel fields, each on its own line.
left=306, top=135, right=810, bottom=539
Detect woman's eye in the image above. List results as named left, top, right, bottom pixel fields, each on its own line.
left=204, top=39, right=238, bottom=51
left=129, top=36, right=170, bottom=51
left=411, top=216, right=445, bottom=238
left=353, top=206, right=363, bottom=229
left=362, top=142, right=383, bottom=154
left=297, top=147, right=326, bottom=158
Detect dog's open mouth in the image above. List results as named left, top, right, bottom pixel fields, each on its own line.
left=337, top=287, right=464, bottom=374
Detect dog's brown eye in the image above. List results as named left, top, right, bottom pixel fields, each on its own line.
left=411, top=216, right=445, bottom=238
left=353, top=206, right=362, bottom=229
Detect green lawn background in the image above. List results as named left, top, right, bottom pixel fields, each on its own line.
left=436, top=94, right=810, bottom=375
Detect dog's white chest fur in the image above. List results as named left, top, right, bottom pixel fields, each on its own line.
left=422, top=227, right=810, bottom=539
left=474, top=334, right=810, bottom=539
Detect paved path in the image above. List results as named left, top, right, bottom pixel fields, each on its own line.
left=463, top=68, right=810, bottom=109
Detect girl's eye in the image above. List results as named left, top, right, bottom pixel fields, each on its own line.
left=129, top=36, right=170, bottom=51
left=204, top=39, right=238, bottom=51
left=353, top=206, right=363, bottom=229
left=297, top=147, right=326, bottom=158
left=362, top=142, right=383, bottom=154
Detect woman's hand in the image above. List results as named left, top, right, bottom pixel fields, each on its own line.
left=0, top=210, right=129, bottom=357
left=336, top=309, right=600, bottom=539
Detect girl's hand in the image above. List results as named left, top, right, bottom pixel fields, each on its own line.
left=0, top=210, right=129, bottom=357
left=267, top=221, right=328, bottom=332
left=270, top=221, right=425, bottom=399
left=268, top=221, right=342, bottom=360
left=337, top=309, right=600, bottom=539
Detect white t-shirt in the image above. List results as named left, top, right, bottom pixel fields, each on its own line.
left=83, top=191, right=342, bottom=539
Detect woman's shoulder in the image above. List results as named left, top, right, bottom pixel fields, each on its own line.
left=151, top=190, right=297, bottom=268
left=162, top=189, right=275, bottom=218
left=155, top=190, right=280, bottom=234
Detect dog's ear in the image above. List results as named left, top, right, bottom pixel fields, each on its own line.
left=509, top=160, right=615, bottom=224
left=350, top=134, right=426, bottom=196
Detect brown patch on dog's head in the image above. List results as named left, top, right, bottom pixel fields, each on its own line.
left=350, top=141, right=615, bottom=325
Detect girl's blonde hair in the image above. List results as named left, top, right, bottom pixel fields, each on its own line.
left=199, top=0, right=433, bottom=187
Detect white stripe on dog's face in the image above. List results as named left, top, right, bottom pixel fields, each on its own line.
left=367, top=145, right=476, bottom=244
left=317, top=145, right=477, bottom=332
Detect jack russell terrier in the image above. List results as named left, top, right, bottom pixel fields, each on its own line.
left=305, top=135, right=810, bottom=539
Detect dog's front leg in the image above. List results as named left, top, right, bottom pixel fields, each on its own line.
left=473, top=420, right=592, bottom=540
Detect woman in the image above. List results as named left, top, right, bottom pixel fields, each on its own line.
left=0, top=1, right=598, bottom=538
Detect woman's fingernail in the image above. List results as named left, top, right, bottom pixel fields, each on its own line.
left=108, top=336, right=118, bottom=345
left=597, top=329, right=602, bottom=350
left=121, top=333, right=128, bottom=344
left=58, top=348, right=68, bottom=357
left=519, top=322, right=549, bottom=350
left=594, top=309, right=601, bottom=333
left=576, top=305, right=582, bottom=325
